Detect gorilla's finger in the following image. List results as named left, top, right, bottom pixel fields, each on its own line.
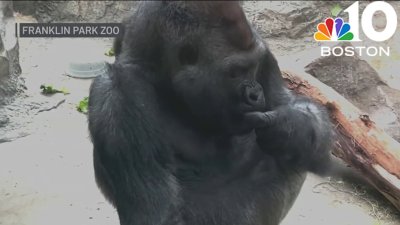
left=263, top=111, right=279, bottom=125
left=244, top=111, right=278, bottom=128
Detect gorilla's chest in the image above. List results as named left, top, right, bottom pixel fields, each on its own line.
left=172, top=127, right=257, bottom=160
left=171, top=129, right=271, bottom=184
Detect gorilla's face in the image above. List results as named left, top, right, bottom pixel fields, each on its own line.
left=165, top=33, right=267, bottom=126
left=151, top=1, right=268, bottom=129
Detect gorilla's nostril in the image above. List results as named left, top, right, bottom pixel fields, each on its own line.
left=249, top=93, right=258, bottom=102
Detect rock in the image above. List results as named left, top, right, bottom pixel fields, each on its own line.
left=0, top=1, right=23, bottom=106
left=305, top=43, right=400, bottom=142
left=0, top=56, right=9, bottom=78
left=0, top=114, right=9, bottom=127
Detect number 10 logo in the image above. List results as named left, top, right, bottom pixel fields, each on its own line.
left=348, top=1, right=397, bottom=42
left=314, top=1, right=397, bottom=42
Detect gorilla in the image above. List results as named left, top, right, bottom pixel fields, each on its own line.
left=88, top=2, right=351, bottom=225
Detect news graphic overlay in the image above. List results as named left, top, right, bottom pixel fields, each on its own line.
left=314, top=1, right=398, bottom=57
left=314, top=18, right=354, bottom=41
left=17, top=23, right=123, bottom=38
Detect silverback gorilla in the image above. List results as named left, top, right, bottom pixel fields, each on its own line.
left=88, top=2, right=339, bottom=225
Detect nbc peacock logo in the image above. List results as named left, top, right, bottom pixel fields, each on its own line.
left=315, top=1, right=396, bottom=57
left=314, top=18, right=354, bottom=41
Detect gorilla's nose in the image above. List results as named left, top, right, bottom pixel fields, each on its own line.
left=243, top=84, right=265, bottom=108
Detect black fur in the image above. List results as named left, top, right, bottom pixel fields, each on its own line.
left=89, top=2, right=336, bottom=225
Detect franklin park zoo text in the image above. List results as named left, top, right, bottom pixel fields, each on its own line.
left=18, top=23, right=123, bottom=38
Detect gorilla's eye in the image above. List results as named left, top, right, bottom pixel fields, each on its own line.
left=178, top=45, right=198, bottom=65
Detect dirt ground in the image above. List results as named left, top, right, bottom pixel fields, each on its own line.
left=1, top=3, right=400, bottom=225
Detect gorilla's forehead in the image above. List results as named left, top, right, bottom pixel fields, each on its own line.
left=226, top=40, right=266, bottom=61
left=206, top=35, right=267, bottom=66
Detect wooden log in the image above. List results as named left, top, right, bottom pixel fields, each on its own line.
left=281, top=70, right=400, bottom=210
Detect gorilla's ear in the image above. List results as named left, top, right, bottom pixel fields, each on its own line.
left=213, top=2, right=254, bottom=50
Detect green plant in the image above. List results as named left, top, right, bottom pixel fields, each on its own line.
left=77, top=97, right=89, bottom=114
left=40, top=84, right=70, bottom=95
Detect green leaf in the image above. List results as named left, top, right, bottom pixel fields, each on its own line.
left=40, top=84, right=70, bottom=95
left=77, top=97, right=89, bottom=114
left=331, top=4, right=342, bottom=17
left=60, top=87, right=70, bottom=95
left=105, top=48, right=115, bottom=57
left=40, top=84, right=58, bottom=95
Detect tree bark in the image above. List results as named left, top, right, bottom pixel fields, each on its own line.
left=281, top=70, right=400, bottom=211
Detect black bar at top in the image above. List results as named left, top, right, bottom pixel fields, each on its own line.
left=18, top=23, right=124, bottom=38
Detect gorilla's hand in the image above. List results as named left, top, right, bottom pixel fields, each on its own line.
left=254, top=104, right=317, bottom=148
left=250, top=102, right=333, bottom=173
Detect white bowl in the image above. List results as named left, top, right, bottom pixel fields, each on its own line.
left=66, top=60, right=108, bottom=78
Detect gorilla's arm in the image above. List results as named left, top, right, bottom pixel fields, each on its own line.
left=88, top=63, right=181, bottom=225
left=251, top=49, right=334, bottom=176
